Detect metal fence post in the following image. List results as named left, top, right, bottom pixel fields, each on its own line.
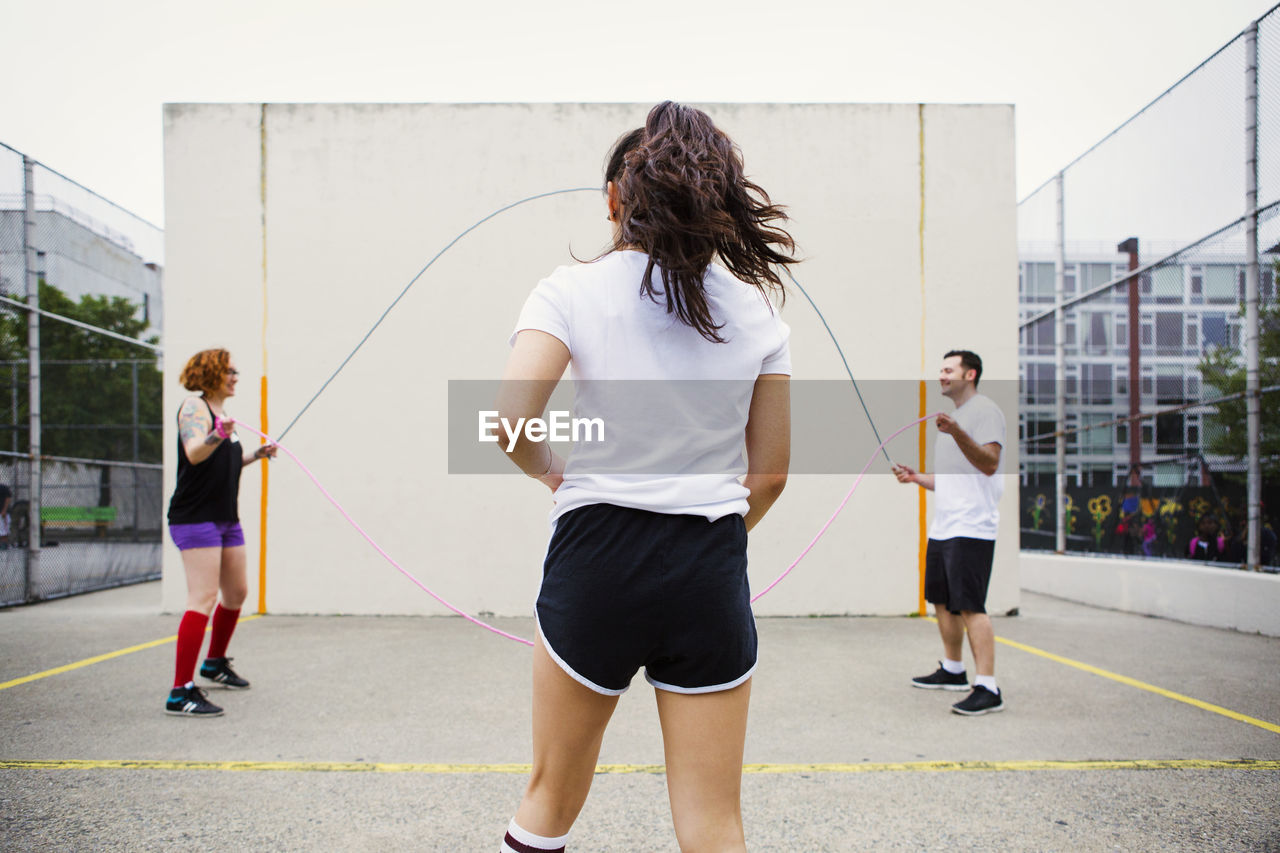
left=22, top=157, right=41, bottom=599
left=1244, top=23, right=1261, bottom=571
left=132, top=360, right=140, bottom=541
left=9, top=364, right=15, bottom=454
left=1054, top=172, right=1067, bottom=553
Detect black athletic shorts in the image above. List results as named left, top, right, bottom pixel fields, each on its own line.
left=536, top=503, right=756, bottom=696
left=924, top=536, right=996, bottom=615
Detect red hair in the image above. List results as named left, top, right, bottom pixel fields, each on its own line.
left=178, top=348, right=232, bottom=394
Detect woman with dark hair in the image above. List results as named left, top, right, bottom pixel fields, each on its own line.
left=164, top=348, right=275, bottom=717
left=496, top=102, right=795, bottom=852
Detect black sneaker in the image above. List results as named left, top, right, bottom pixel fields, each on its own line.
left=951, top=685, right=1004, bottom=716
left=165, top=685, right=224, bottom=717
left=911, top=663, right=969, bottom=691
left=200, top=657, right=250, bottom=689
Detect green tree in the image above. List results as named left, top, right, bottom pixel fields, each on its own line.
left=0, top=281, right=161, bottom=462
left=1197, top=286, right=1280, bottom=478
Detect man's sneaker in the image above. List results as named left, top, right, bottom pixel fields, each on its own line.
left=951, top=685, right=1004, bottom=716
left=199, top=657, right=250, bottom=689
left=165, top=685, right=224, bottom=717
left=911, top=663, right=970, bottom=691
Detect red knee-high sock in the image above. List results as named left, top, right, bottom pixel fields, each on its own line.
left=206, top=604, right=241, bottom=660
left=173, top=610, right=209, bottom=688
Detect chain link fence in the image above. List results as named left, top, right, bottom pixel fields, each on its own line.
left=1018, top=6, right=1280, bottom=570
left=0, top=141, right=164, bottom=605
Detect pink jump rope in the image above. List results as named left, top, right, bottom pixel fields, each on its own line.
left=227, top=411, right=941, bottom=647
left=221, top=188, right=944, bottom=645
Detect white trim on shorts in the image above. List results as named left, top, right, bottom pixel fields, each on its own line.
left=645, top=660, right=757, bottom=695
left=535, top=615, right=630, bottom=697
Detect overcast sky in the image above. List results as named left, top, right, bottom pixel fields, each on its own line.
left=3, top=0, right=1276, bottom=227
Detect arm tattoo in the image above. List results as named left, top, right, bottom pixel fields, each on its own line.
left=178, top=399, right=213, bottom=446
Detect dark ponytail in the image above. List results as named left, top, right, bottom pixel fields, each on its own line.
left=603, top=102, right=797, bottom=342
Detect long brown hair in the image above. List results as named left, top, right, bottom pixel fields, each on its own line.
left=604, top=102, right=797, bottom=342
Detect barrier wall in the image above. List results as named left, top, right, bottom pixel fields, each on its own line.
left=1021, top=552, right=1280, bottom=636
left=162, top=103, right=1018, bottom=616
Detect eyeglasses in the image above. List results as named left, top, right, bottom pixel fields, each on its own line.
left=227, top=369, right=240, bottom=377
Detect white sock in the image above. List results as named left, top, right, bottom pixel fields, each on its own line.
left=502, top=818, right=569, bottom=853
left=941, top=658, right=965, bottom=675
left=975, top=675, right=998, bottom=694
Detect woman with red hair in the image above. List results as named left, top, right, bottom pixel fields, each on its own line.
left=164, top=348, right=275, bottom=717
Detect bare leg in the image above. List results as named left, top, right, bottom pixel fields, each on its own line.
left=181, top=547, right=222, bottom=615
left=218, top=545, right=248, bottom=610
left=655, top=680, right=751, bottom=853
left=934, top=607, right=965, bottom=664
left=513, top=635, right=620, bottom=837
left=961, top=611, right=995, bottom=677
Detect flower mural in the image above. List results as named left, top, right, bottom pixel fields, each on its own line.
left=1030, top=493, right=1047, bottom=530
left=1088, top=495, right=1113, bottom=549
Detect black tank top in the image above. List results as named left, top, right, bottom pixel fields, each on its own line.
left=167, top=398, right=242, bottom=524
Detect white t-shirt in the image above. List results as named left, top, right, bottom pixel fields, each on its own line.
left=510, top=250, right=791, bottom=523
left=929, top=393, right=1006, bottom=541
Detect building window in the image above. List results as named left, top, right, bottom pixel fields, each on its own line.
left=1153, top=266, right=1183, bottom=303
left=1024, top=362, right=1056, bottom=405
left=1204, top=266, right=1236, bottom=304
left=1084, top=311, right=1115, bottom=355
left=1022, top=315, right=1055, bottom=355
left=1155, top=312, right=1182, bottom=356
left=1021, top=262, right=1056, bottom=303
left=1202, top=313, right=1228, bottom=348
left=1156, top=412, right=1184, bottom=455
left=1080, top=465, right=1113, bottom=487
left=1083, top=363, right=1113, bottom=405
left=1081, top=413, right=1113, bottom=452
left=1156, top=365, right=1183, bottom=406
left=1023, top=417, right=1057, bottom=454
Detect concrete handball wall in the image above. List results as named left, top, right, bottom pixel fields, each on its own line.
left=162, top=103, right=1018, bottom=617
left=1021, top=552, right=1280, bottom=637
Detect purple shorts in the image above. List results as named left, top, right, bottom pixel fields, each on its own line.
left=169, top=521, right=245, bottom=551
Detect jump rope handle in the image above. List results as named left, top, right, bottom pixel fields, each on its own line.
left=212, top=415, right=234, bottom=440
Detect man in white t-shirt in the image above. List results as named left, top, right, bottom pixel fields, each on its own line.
left=893, top=350, right=1006, bottom=716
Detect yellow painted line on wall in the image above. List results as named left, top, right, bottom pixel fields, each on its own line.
left=923, top=616, right=1280, bottom=735
left=916, top=381, right=927, bottom=617
left=916, top=103, right=928, bottom=618
left=0, top=614, right=262, bottom=692
left=1, top=758, right=1275, bottom=775
left=258, top=102, right=270, bottom=617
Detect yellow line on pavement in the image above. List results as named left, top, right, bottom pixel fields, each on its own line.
left=924, top=616, right=1280, bottom=735
left=996, top=634, right=1280, bottom=735
left=0, top=614, right=263, bottom=692
left=1, top=758, right=1276, bottom=775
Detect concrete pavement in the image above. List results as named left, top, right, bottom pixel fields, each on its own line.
left=1, top=582, right=1277, bottom=851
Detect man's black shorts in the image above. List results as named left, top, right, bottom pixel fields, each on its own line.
left=924, top=536, right=996, bottom=614
left=536, top=503, right=756, bottom=696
